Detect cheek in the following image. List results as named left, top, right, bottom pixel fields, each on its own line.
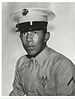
left=33, top=34, right=44, bottom=44
left=33, top=34, right=39, bottom=43
left=20, top=36, right=27, bottom=45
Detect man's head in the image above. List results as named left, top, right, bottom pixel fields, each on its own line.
left=20, top=29, right=50, bottom=57
left=11, top=8, right=55, bottom=57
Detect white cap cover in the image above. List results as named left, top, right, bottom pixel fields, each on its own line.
left=11, top=8, right=55, bottom=24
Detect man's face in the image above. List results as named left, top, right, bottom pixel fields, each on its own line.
left=20, top=30, right=47, bottom=57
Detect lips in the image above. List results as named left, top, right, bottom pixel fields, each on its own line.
left=27, top=45, right=35, bottom=49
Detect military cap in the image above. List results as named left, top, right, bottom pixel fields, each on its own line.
left=11, top=8, right=55, bottom=32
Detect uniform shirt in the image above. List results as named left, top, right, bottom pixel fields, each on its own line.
left=9, top=46, right=75, bottom=96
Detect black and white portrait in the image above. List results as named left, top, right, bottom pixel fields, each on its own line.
left=2, top=2, right=75, bottom=96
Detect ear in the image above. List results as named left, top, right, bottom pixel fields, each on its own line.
left=44, top=32, right=50, bottom=42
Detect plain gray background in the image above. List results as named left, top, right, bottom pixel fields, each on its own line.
left=2, top=2, right=75, bottom=96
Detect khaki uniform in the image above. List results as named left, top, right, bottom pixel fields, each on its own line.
left=9, top=46, right=75, bottom=96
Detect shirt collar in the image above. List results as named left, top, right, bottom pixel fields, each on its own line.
left=35, top=46, right=51, bottom=67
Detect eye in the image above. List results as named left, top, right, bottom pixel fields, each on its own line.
left=22, top=32, right=26, bottom=35
left=20, top=32, right=27, bottom=37
left=34, top=31, right=37, bottom=34
left=33, top=30, right=41, bottom=34
left=22, top=32, right=28, bottom=36
left=33, top=31, right=40, bottom=34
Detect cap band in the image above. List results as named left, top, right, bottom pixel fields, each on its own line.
left=16, top=21, right=48, bottom=32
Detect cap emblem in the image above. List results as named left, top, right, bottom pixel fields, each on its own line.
left=22, top=9, right=29, bottom=16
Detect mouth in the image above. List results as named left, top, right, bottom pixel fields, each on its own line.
left=27, top=45, right=35, bottom=49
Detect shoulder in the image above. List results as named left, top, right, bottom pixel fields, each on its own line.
left=47, top=47, right=65, bottom=63
left=47, top=47, right=75, bottom=73
left=48, top=47, right=73, bottom=64
left=15, top=55, right=29, bottom=70
left=51, top=49, right=74, bottom=75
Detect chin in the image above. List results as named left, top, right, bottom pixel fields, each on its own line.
left=28, top=52, right=37, bottom=57
left=27, top=50, right=39, bottom=57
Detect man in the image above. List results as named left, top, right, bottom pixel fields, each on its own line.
left=9, top=8, right=75, bottom=96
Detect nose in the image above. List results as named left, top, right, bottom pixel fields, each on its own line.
left=27, top=31, right=33, bottom=42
